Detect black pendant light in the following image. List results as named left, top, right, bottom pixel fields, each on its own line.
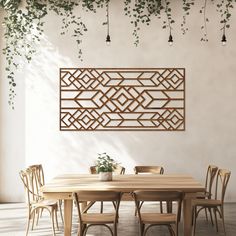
left=168, top=31, right=173, bottom=46
left=221, top=27, right=227, bottom=46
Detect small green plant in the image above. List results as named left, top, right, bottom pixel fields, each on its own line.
left=95, top=153, right=119, bottom=173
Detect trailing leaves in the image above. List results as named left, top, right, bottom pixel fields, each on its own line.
left=216, top=0, right=235, bottom=32
left=2, top=0, right=47, bottom=108
left=181, top=0, right=194, bottom=34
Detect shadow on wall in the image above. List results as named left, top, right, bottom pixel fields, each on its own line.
left=24, top=32, right=192, bottom=181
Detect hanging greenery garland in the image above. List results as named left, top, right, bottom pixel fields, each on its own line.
left=0, top=0, right=235, bottom=108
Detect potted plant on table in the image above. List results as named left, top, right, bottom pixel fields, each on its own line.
left=95, top=153, right=119, bottom=181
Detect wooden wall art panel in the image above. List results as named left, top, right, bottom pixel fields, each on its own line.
left=60, top=68, right=185, bottom=131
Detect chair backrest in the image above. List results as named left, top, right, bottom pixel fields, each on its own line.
left=133, top=190, right=183, bottom=221
left=29, top=164, right=45, bottom=187
left=90, top=165, right=125, bottom=175
left=205, top=165, right=218, bottom=198
left=114, top=165, right=125, bottom=175
left=214, top=169, right=231, bottom=203
left=73, top=191, right=121, bottom=224
left=133, top=190, right=182, bottom=202
left=134, top=166, right=164, bottom=174
left=19, top=168, right=41, bottom=206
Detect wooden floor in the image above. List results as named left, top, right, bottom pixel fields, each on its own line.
left=0, top=202, right=236, bottom=236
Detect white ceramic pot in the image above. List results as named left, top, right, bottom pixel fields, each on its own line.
left=99, top=172, right=112, bottom=181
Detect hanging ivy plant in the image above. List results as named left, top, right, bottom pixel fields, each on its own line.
left=124, top=0, right=163, bottom=46
left=2, top=0, right=47, bottom=108
left=1, top=0, right=236, bottom=108
left=181, top=0, right=194, bottom=34
left=49, top=0, right=88, bottom=60
left=200, top=0, right=209, bottom=42
left=217, top=0, right=234, bottom=37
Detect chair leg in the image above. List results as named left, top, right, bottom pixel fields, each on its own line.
left=55, top=208, right=59, bottom=230
left=139, top=223, right=145, bottom=236
left=78, top=223, right=85, bottom=236
left=176, top=222, right=179, bottom=236
left=25, top=212, right=31, bottom=236
left=209, top=208, right=214, bottom=226
left=193, top=207, right=197, bottom=236
left=112, top=201, right=117, bottom=209
left=50, top=210, right=56, bottom=236
left=100, top=201, right=104, bottom=213
left=36, top=209, right=40, bottom=226
left=135, top=201, right=140, bottom=216
left=77, top=223, right=82, bottom=236
left=31, top=210, right=35, bottom=230
left=204, top=208, right=208, bottom=222
left=40, top=208, right=44, bottom=218
left=167, top=225, right=175, bottom=236
left=82, top=224, right=87, bottom=236
left=59, top=200, right=64, bottom=224
left=221, top=206, right=226, bottom=236
left=213, top=208, right=218, bottom=232
left=160, top=201, right=163, bottom=213
left=167, top=201, right=173, bottom=213
left=114, top=223, right=117, bottom=236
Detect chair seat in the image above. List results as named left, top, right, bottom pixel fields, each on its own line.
left=140, top=213, right=176, bottom=224
left=193, top=199, right=221, bottom=207
left=33, top=199, right=58, bottom=208
left=82, top=213, right=115, bottom=224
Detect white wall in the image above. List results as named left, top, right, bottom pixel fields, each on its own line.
left=0, top=10, right=25, bottom=202
left=1, top=1, right=236, bottom=202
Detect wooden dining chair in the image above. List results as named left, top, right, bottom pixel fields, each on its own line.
left=193, top=169, right=231, bottom=235
left=133, top=190, right=183, bottom=236
left=196, top=165, right=218, bottom=224
left=89, top=165, right=125, bottom=213
left=134, top=166, right=164, bottom=214
left=19, top=168, right=59, bottom=236
left=73, top=191, right=121, bottom=236
left=134, top=166, right=164, bottom=175
left=29, top=164, right=64, bottom=224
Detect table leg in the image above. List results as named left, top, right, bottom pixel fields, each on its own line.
left=64, top=199, right=73, bottom=236
left=183, top=193, right=195, bottom=236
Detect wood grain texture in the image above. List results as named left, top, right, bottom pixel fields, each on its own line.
left=41, top=174, right=204, bottom=193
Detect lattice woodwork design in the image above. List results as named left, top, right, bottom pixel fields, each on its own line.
left=60, top=68, right=185, bottom=131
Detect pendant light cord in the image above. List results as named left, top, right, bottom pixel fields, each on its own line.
left=107, top=0, right=110, bottom=36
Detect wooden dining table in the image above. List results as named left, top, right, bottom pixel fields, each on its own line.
left=41, top=174, right=205, bottom=236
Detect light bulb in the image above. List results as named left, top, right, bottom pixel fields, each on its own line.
left=168, top=34, right=173, bottom=46
left=221, top=34, right=227, bottom=46
left=106, top=35, right=111, bottom=46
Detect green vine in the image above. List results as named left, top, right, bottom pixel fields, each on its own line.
left=1, top=0, right=236, bottom=108
left=49, top=0, right=87, bottom=60
left=162, top=0, right=174, bottom=33
left=217, top=0, right=234, bottom=34
left=181, top=0, right=194, bottom=34
left=200, top=0, right=209, bottom=42
left=2, top=0, right=46, bottom=108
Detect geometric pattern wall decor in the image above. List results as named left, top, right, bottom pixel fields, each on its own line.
left=60, top=68, right=185, bottom=131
